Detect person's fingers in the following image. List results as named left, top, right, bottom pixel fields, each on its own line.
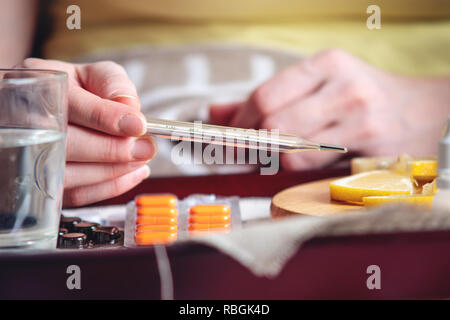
left=66, top=125, right=157, bottom=162
left=19, top=59, right=139, bottom=107
left=23, top=59, right=140, bottom=109
left=259, top=81, right=345, bottom=137
left=63, top=165, right=150, bottom=207
left=230, top=58, right=325, bottom=128
left=68, top=85, right=147, bottom=137
left=18, top=58, right=83, bottom=94
left=209, top=102, right=242, bottom=126
left=64, top=161, right=149, bottom=189
left=18, top=58, right=77, bottom=78
left=77, top=61, right=140, bottom=110
left=20, top=58, right=147, bottom=136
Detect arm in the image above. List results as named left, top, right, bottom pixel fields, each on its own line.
left=0, top=0, right=37, bottom=68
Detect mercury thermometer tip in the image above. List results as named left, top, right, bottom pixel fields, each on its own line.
left=319, top=144, right=348, bottom=153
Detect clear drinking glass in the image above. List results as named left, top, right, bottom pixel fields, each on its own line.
left=0, top=69, right=68, bottom=249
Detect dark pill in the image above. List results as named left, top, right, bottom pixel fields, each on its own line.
left=60, top=233, right=87, bottom=249
left=73, top=222, right=98, bottom=240
left=58, top=228, right=69, bottom=247
left=60, top=216, right=81, bottom=232
left=92, top=230, right=110, bottom=244
left=100, top=226, right=120, bottom=239
left=92, top=226, right=120, bottom=244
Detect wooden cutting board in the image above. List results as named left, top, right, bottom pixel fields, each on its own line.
left=271, top=178, right=364, bottom=218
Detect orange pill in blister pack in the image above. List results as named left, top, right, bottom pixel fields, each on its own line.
left=136, top=216, right=177, bottom=226
left=188, top=215, right=230, bottom=224
left=188, top=223, right=230, bottom=231
left=135, top=231, right=177, bottom=245
left=189, top=205, right=230, bottom=216
left=137, top=207, right=178, bottom=217
left=135, top=194, right=177, bottom=207
left=137, top=224, right=178, bottom=233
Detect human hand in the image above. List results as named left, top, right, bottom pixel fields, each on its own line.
left=210, top=49, right=450, bottom=170
left=20, top=58, right=156, bottom=207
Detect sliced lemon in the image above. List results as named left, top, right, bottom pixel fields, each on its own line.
left=330, top=170, right=413, bottom=204
left=410, top=160, right=438, bottom=183
left=362, top=195, right=433, bottom=208
left=422, top=181, right=437, bottom=195
left=351, top=155, right=437, bottom=178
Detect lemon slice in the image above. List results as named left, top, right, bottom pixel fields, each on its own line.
left=351, top=155, right=437, bottom=179
left=410, top=160, right=438, bottom=183
left=330, top=170, right=413, bottom=204
left=362, top=194, right=433, bottom=208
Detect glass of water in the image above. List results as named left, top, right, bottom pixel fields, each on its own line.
left=0, top=69, right=68, bottom=249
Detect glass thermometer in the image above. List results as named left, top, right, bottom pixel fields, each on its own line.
left=145, top=118, right=347, bottom=153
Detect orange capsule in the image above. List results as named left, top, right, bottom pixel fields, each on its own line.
left=137, top=207, right=178, bottom=217
left=136, top=216, right=177, bottom=225
left=189, top=205, right=230, bottom=216
left=137, top=224, right=178, bottom=232
left=188, top=223, right=230, bottom=231
left=188, top=215, right=230, bottom=224
left=135, top=231, right=177, bottom=245
left=135, top=194, right=177, bottom=207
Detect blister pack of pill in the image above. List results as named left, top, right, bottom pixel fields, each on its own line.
left=124, top=194, right=241, bottom=247
left=58, top=216, right=123, bottom=249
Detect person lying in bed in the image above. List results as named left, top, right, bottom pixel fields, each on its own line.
left=2, top=0, right=449, bottom=206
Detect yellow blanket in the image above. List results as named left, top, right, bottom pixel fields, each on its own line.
left=44, top=0, right=450, bottom=76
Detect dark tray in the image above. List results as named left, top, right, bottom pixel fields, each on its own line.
left=2, top=167, right=450, bottom=299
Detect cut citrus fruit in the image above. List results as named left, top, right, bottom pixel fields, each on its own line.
left=362, top=194, right=433, bottom=208
left=422, top=181, right=437, bottom=196
left=410, top=160, right=438, bottom=183
left=351, top=155, right=437, bottom=178
left=330, top=170, right=413, bottom=204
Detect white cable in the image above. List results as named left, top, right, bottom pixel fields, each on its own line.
left=154, top=245, right=174, bottom=300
